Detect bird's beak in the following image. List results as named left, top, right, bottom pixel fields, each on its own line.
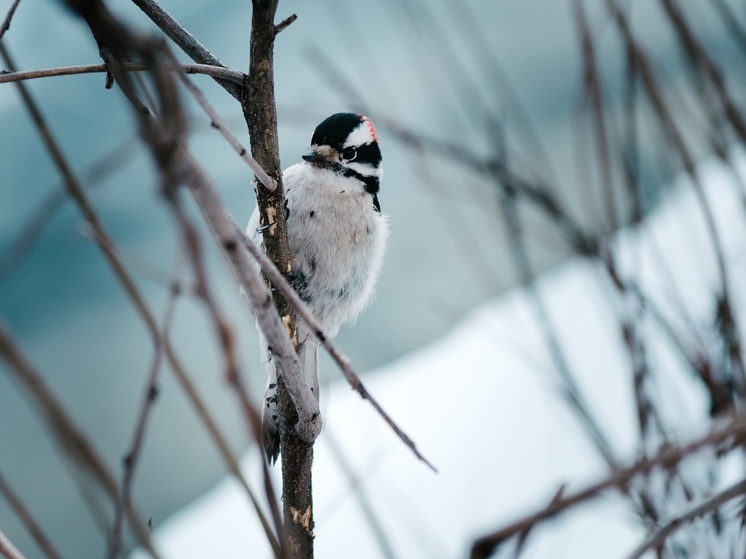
left=302, top=150, right=323, bottom=164
left=302, top=145, right=336, bottom=166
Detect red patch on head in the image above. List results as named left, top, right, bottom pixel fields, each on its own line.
left=361, top=115, right=378, bottom=142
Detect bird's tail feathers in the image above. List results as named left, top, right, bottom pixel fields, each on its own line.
left=260, top=322, right=320, bottom=464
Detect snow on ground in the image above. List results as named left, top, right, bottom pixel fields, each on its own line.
left=132, top=150, right=746, bottom=558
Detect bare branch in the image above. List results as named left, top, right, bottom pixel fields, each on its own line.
left=244, top=1, right=314, bottom=555
left=658, top=0, right=746, bottom=144
left=236, top=222, right=437, bottom=472
left=627, top=479, right=746, bottom=559
left=0, top=470, right=63, bottom=559
left=180, top=147, right=320, bottom=443
left=95, top=26, right=289, bottom=551
left=0, top=319, right=158, bottom=557
left=3, top=34, right=279, bottom=555
left=156, top=132, right=285, bottom=548
left=323, top=432, right=398, bottom=559
left=129, top=0, right=242, bottom=99
left=65, top=11, right=317, bottom=556
left=490, top=123, right=617, bottom=468
left=0, top=136, right=137, bottom=281
left=470, top=414, right=746, bottom=559
left=171, top=62, right=276, bottom=189
left=108, top=280, right=179, bottom=559
left=0, top=62, right=244, bottom=85
left=0, top=0, right=21, bottom=40
left=574, top=0, right=617, bottom=228
left=274, top=13, right=297, bottom=34
left=0, top=531, right=27, bottom=559
left=604, top=0, right=746, bottom=393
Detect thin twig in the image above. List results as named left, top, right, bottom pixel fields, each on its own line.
left=709, top=0, right=746, bottom=57
left=0, top=470, right=63, bottom=559
left=490, top=124, right=617, bottom=468
left=305, top=45, right=595, bottom=255
left=0, top=531, right=27, bottom=559
left=0, top=135, right=137, bottom=281
left=574, top=0, right=617, bottom=229
left=658, top=0, right=746, bottom=144
left=3, top=36, right=278, bottom=556
left=129, top=0, right=242, bottom=99
left=441, top=0, right=558, bottom=185
left=605, top=0, right=746, bottom=393
left=0, top=319, right=158, bottom=557
left=159, top=156, right=284, bottom=549
left=170, top=60, right=275, bottom=189
left=0, top=0, right=21, bottom=40
left=236, top=222, right=437, bottom=472
left=0, top=62, right=244, bottom=85
left=323, top=432, right=398, bottom=559
left=274, top=13, right=297, bottom=34
left=87, top=24, right=287, bottom=551
left=470, top=414, right=746, bottom=559
left=626, top=479, right=746, bottom=559
left=107, top=280, right=179, bottom=559
left=1, top=40, right=161, bottom=554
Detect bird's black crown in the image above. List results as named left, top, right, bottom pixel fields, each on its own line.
left=311, top=113, right=382, bottom=167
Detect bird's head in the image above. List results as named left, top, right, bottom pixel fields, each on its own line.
left=302, top=113, right=383, bottom=180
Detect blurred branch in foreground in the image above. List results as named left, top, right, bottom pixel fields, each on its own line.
left=0, top=530, right=27, bottom=559
left=0, top=469, right=63, bottom=559
left=0, top=319, right=157, bottom=556
left=471, top=413, right=746, bottom=558
left=309, top=0, right=746, bottom=556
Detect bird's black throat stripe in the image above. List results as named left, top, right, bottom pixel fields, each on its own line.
left=310, top=159, right=382, bottom=213
left=342, top=168, right=381, bottom=213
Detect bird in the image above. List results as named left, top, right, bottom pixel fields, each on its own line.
left=247, top=113, right=389, bottom=464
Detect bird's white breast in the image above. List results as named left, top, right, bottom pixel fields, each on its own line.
left=283, top=162, right=388, bottom=336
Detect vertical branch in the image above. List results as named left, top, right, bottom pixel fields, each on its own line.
left=243, top=2, right=314, bottom=557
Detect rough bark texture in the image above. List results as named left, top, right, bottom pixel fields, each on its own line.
left=242, top=1, right=315, bottom=557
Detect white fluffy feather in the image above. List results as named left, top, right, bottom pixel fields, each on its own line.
left=247, top=158, right=388, bottom=462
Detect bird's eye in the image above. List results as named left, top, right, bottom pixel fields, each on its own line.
left=342, top=147, right=357, bottom=161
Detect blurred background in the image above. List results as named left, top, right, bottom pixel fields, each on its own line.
left=2, top=0, right=746, bottom=557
